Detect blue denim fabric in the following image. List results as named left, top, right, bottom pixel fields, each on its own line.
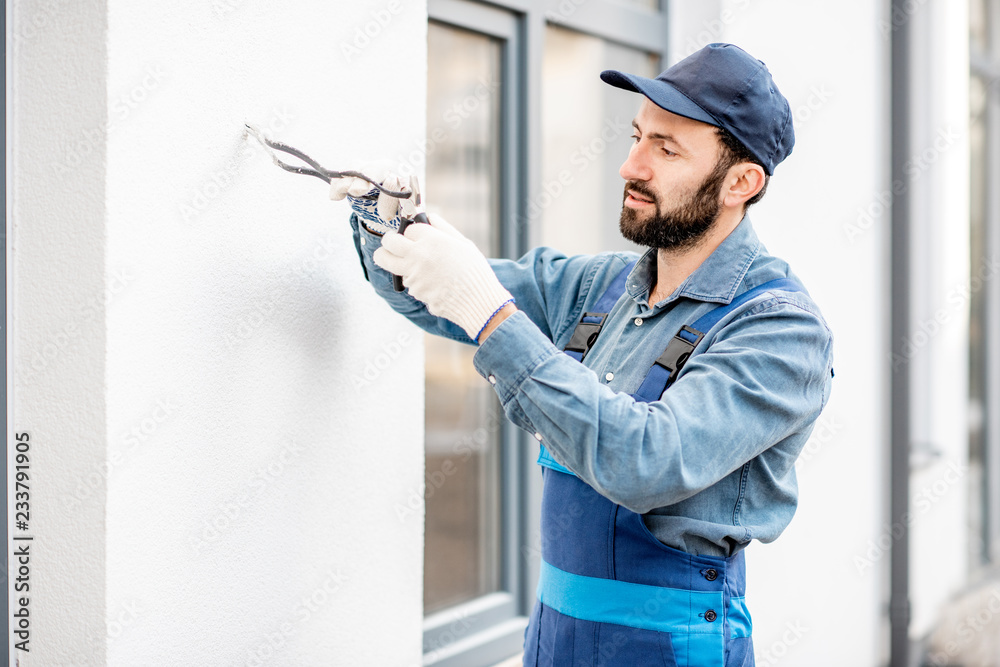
left=349, top=213, right=833, bottom=558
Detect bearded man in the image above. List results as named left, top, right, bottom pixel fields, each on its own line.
left=337, top=43, right=833, bottom=667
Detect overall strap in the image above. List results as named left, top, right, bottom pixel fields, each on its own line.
left=563, top=259, right=636, bottom=361
left=630, top=277, right=804, bottom=402
left=542, top=259, right=635, bottom=474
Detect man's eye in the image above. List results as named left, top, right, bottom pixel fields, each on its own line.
left=662, top=148, right=677, bottom=156
left=630, top=134, right=640, bottom=143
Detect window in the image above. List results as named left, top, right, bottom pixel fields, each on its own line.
left=423, top=7, right=530, bottom=664
left=423, top=2, right=668, bottom=664
left=969, top=0, right=1000, bottom=568
left=424, top=20, right=504, bottom=616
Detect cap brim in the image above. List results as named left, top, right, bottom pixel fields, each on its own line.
left=600, top=70, right=720, bottom=127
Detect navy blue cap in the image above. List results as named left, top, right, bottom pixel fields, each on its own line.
left=601, top=43, right=794, bottom=174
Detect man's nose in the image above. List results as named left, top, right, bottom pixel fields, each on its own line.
left=619, top=143, right=653, bottom=182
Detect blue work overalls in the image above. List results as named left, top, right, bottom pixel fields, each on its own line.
left=523, top=263, right=803, bottom=667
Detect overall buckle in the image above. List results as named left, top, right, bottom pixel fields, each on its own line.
left=654, top=325, right=705, bottom=388
left=565, top=312, right=607, bottom=360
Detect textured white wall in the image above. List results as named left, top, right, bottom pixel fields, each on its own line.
left=671, top=2, right=890, bottom=665
left=11, top=1, right=428, bottom=665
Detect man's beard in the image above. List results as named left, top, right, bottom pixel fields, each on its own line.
left=619, top=161, right=729, bottom=250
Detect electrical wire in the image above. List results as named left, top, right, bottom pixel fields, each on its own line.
left=243, top=124, right=415, bottom=200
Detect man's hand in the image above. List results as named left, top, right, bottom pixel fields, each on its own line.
left=330, top=160, right=420, bottom=235
left=373, top=213, right=515, bottom=343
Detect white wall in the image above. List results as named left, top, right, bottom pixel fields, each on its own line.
left=671, top=1, right=890, bottom=665
left=10, top=1, right=428, bottom=665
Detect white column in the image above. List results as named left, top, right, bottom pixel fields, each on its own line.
left=8, top=0, right=110, bottom=662
left=722, top=2, right=891, bottom=664
left=668, top=2, right=892, bottom=665
left=906, top=0, right=971, bottom=639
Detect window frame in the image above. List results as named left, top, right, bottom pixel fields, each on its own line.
left=422, top=2, right=668, bottom=664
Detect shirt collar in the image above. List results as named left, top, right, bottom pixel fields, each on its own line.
left=625, top=214, right=761, bottom=308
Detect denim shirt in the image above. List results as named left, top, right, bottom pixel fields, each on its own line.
left=350, top=214, right=834, bottom=558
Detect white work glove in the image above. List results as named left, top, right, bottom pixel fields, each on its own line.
left=329, top=160, right=421, bottom=235
left=374, top=213, right=514, bottom=342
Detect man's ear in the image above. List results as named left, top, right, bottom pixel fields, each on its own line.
left=722, top=163, right=766, bottom=208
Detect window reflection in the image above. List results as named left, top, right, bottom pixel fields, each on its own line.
left=541, top=25, right=659, bottom=256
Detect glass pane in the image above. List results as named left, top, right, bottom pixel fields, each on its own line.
left=969, top=73, right=990, bottom=564
left=423, top=21, right=503, bottom=614
left=612, top=0, right=659, bottom=10
left=541, top=25, right=660, bottom=255
left=971, top=0, right=990, bottom=55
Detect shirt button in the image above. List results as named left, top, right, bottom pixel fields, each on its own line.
left=704, top=569, right=718, bottom=581
left=360, top=237, right=367, bottom=246
left=634, top=317, right=643, bottom=326
left=704, top=610, right=717, bottom=622
left=534, top=432, right=543, bottom=441
left=488, top=375, right=497, bottom=385
left=605, top=372, right=614, bottom=382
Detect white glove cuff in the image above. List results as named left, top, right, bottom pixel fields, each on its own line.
left=447, top=272, right=515, bottom=342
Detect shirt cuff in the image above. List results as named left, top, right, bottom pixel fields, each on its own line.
left=473, top=310, right=562, bottom=406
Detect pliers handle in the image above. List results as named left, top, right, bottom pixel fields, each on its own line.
left=392, top=213, right=430, bottom=292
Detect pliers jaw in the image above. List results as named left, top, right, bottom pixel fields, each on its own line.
left=243, top=123, right=419, bottom=204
